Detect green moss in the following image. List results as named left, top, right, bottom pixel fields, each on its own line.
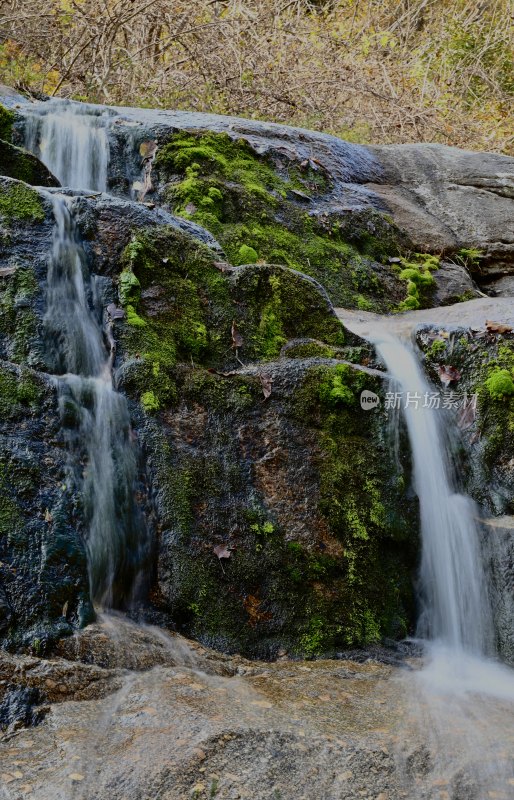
left=0, top=104, right=14, bottom=142
left=317, top=364, right=364, bottom=407
left=284, top=341, right=337, bottom=359
left=0, top=140, right=56, bottom=186
left=425, top=339, right=447, bottom=360
left=290, top=363, right=416, bottom=648
left=118, top=227, right=347, bottom=404
left=156, top=131, right=306, bottom=201
left=0, top=181, right=45, bottom=222
left=395, top=253, right=438, bottom=311
left=125, top=304, right=147, bottom=327
left=0, top=266, right=38, bottom=361
left=140, top=390, right=160, bottom=412
left=299, top=615, right=326, bottom=657
left=454, top=247, right=483, bottom=269
left=0, top=364, right=43, bottom=420
left=118, top=269, right=141, bottom=305
left=238, top=244, right=259, bottom=264
left=485, top=368, right=514, bottom=400
left=155, top=130, right=405, bottom=310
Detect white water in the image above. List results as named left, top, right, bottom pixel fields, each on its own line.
left=338, top=311, right=514, bottom=680
left=24, top=101, right=110, bottom=191
left=376, top=335, right=493, bottom=655
left=43, top=192, right=147, bottom=607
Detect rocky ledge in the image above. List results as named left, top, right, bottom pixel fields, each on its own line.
left=0, top=90, right=511, bottom=663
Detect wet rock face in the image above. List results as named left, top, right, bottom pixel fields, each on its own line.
left=0, top=162, right=418, bottom=656
left=0, top=178, right=93, bottom=653
left=0, top=93, right=512, bottom=658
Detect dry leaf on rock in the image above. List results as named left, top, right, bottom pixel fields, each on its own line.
left=437, top=365, right=462, bottom=385
left=486, top=320, right=513, bottom=334
left=231, top=320, right=244, bottom=349
left=213, top=544, right=232, bottom=560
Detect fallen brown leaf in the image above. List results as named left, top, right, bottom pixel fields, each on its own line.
left=457, top=395, right=477, bottom=430
left=437, top=365, right=462, bottom=385
left=139, top=140, right=157, bottom=159
left=243, top=594, right=272, bottom=627
left=486, top=320, right=513, bottom=334
left=231, top=320, right=243, bottom=349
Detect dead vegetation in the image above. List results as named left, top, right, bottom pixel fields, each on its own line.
left=0, top=0, right=512, bottom=152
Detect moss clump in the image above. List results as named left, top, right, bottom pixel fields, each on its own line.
left=284, top=341, right=337, bottom=359
left=118, top=269, right=141, bottom=306
left=238, top=243, right=259, bottom=264
left=318, top=364, right=359, bottom=406
left=485, top=368, right=514, bottom=400
left=0, top=181, right=45, bottom=222
left=155, top=131, right=405, bottom=310
left=155, top=130, right=316, bottom=200
left=396, top=253, right=439, bottom=311
left=140, top=390, right=160, bottom=412
left=0, top=266, right=39, bottom=362
left=0, top=364, right=43, bottom=420
left=425, top=338, right=447, bottom=360
left=0, top=104, right=14, bottom=142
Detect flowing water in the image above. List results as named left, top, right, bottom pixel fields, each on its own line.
left=24, top=100, right=110, bottom=191
left=21, top=100, right=149, bottom=608
left=341, top=311, right=514, bottom=797
left=42, top=192, right=148, bottom=608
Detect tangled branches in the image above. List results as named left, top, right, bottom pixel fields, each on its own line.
left=0, top=0, right=512, bottom=152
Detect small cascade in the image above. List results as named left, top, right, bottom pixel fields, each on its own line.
left=44, top=192, right=148, bottom=608
left=375, top=334, right=494, bottom=656
left=24, top=101, right=110, bottom=191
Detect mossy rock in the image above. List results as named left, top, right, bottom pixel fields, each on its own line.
left=116, top=225, right=359, bottom=408
left=139, top=357, right=417, bottom=659
left=417, top=327, right=514, bottom=514
left=0, top=140, right=58, bottom=187
left=153, top=131, right=408, bottom=310
left=0, top=104, right=14, bottom=143
left=0, top=177, right=46, bottom=223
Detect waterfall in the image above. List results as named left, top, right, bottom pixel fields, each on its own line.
left=24, top=101, right=110, bottom=191
left=43, top=192, right=148, bottom=608
left=375, top=335, right=494, bottom=655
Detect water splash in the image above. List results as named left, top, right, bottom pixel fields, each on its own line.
left=44, top=192, right=148, bottom=608
left=24, top=101, right=110, bottom=191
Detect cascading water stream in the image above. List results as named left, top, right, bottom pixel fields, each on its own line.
left=43, top=192, right=147, bottom=608
left=374, top=334, right=494, bottom=657
left=337, top=318, right=514, bottom=706
left=24, top=98, right=151, bottom=609
left=24, top=101, right=110, bottom=191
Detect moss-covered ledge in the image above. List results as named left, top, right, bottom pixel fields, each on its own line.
left=0, top=139, right=58, bottom=187
left=114, top=224, right=369, bottom=411
left=107, top=217, right=417, bottom=658
left=151, top=130, right=409, bottom=311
